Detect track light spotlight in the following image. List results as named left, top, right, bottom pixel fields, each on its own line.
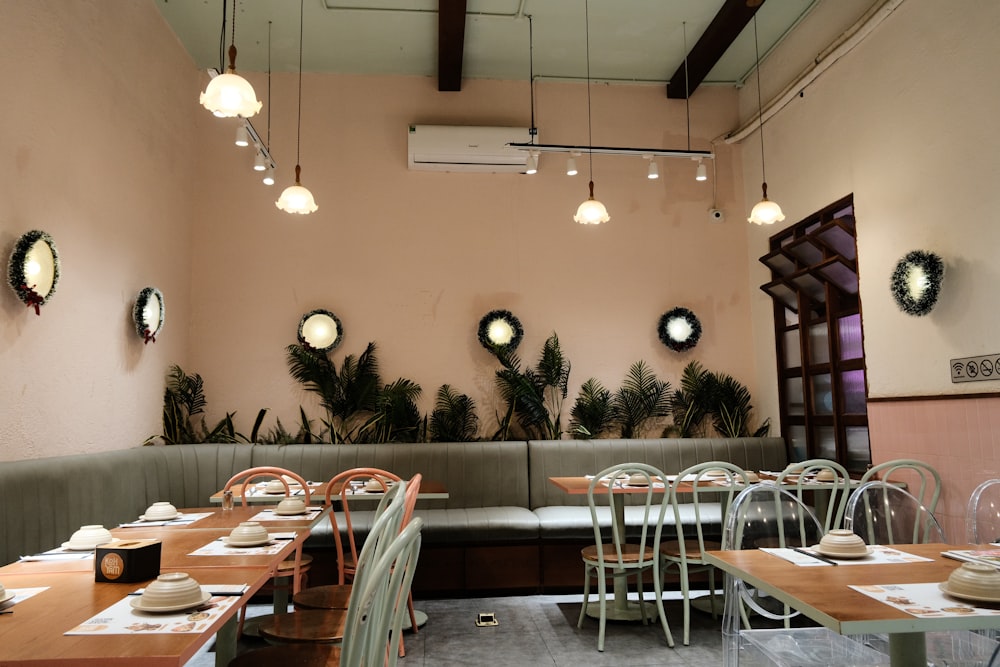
left=696, top=159, right=707, bottom=181
left=235, top=125, right=249, bottom=147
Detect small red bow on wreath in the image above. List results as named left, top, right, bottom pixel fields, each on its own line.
left=19, top=284, right=43, bottom=316
left=143, top=328, right=157, bottom=345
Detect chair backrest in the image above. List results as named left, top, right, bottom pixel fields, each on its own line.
left=844, top=480, right=946, bottom=545
left=324, top=467, right=404, bottom=585
left=586, top=462, right=669, bottom=571
left=967, top=479, right=1000, bottom=545
left=347, top=480, right=408, bottom=600
left=775, top=458, right=851, bottom=532
left=340, top=516, right=423, bottom=667
left=670, top=461, right=750, bottom=561
left=722, top=482, right=825, bottom=664
left=860, top=459, right=942, bottom=515
left=722, top=482, right=825, bottom=552
left=222, top=466, right=311, bottom=506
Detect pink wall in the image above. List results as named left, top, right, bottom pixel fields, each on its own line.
left=0, top=1, right=195, bottom=460
left=187, top=72, right=758, bottom=440
left=870, top=397, right=1000, bottom=543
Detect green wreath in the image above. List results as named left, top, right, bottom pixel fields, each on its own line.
left=658, top=307, right=702, bottom=352
left=477, top=309, right=523, bottom=353
left=890, top=250, right=943, bottom=316
left=8, top=230, right=60, bottom=315
left=133, top=287, right=165, bottom=344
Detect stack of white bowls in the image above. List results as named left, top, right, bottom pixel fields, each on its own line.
left=129, top=572, right=209, bottom=612
left=225, top=521, right=269, bottom=547
left=62, top=525, right=114, bottom=550
left=141, top=501, right=178, bottom=521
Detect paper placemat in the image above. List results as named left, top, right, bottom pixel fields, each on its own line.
left=19, top=550, right=93, bottom=562
left=1, top=587, right=49, bottom=607
left=119, top=512, right=213, bottom=528
left=189, top=538, right=287, bottom=556
left=243, top=486, right=307, bottom=497
left=65, top=594, right=239, bottom=635
left=250, top=508, right=322, bottom=522
left=851, top=582, right=1000, bottom=618
left=763, top=545, right=934, bottom=567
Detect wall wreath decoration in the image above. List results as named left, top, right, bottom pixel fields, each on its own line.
left=657, top=307, right=702, bottom=352
left=477, top=309, right=523, bottom=353
left=890, top=250, right=944, bottom=316
left=298, top=309, right=344, bottom=352
left=133, top=287, right=165, bottom=344
left=8, top=230, right=60, bottom=316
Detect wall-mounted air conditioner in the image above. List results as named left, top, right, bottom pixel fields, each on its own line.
left=407, top=125, right=535, bottom=173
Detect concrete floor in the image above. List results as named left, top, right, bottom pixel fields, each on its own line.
left=185, top=589, right=736, bottom=666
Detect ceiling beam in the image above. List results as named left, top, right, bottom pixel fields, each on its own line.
left=666, top=0, right=765, bottom=99
left=438, top=0, right=467, bottom=91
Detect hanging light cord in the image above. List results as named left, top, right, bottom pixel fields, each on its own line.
left=585, top=0, right=594, bottom=182
left=266, top=20, right=272, bottom=148
left=754, top=15, right=766, bottom=185
left=528, top=14, right=536, bottom=143
left=230, top=0, right=236, bottom=49
left=683, top=21, right=690, bottom=151
left=217, top=0, right=227, bottom=72
left=296, top=0, right=304, bottom=169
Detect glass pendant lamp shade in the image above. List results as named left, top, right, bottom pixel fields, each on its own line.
left=276, top=165, right=318, bottom=214
left=748, top=182, right=785, bottom=225
left=574, top=181, right=610, bottom=225
left=201, top=38, right=261, bottom=118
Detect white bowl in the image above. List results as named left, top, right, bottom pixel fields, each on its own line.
left=275, top=497, right=307, bottom=515
left=133, top=572, right=208, bottom=611
left=64, top=525, right=113, bottom=550
left=0, top=581, right=12, bottom=605
left=702, top=468, right=729, bottom=478
left=744, top=470, right=760, bottom=483
left=364, top=479, right=387, bottom=492
left=627, top=473, right=651, bottom=486
left=814, top=469, right=836, bottom=482
left=281, top=475, right=302, bottom=487
left=229, top=521, right=269, bottom=545
left=143, top=501, right=178, bottom=521
left=264, top=479, right=288, bottom=494
left=818, top=529, right=867, bottom=556
left=945, top=562, right=1000, bottom=599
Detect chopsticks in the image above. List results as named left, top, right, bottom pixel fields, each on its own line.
left=792, top=547, right=838, bottom=566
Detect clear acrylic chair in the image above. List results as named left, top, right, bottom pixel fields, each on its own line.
left=578, top=462, right=674, bottom=651
left=860, top=459, right=941, bottom=516
left=967, top=479, right=1000, bottom=545
left=775, top=458, right=851, bottom=532
left=844, top=480, right=946, bottom=545
left=721, top=483, right=831, bottom=666
left=659, top=461, right=749, bottom=645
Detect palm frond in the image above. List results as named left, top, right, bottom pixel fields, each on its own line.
left=430, top=384, right=480, bottom=442
left=570, top=378, right=614, bottom=439
left=611, top=360, right=672, bottom=438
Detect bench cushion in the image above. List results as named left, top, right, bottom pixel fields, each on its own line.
left=533, top=503, right=723, bottom=541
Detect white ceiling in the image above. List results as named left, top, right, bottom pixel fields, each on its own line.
left=155, top=0, right=832, bottom=89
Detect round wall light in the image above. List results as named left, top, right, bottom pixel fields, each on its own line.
left=8, top=230, right=60, bottom=316
left=298, top=309, right=343, bottom=352
left=657, top=307, right=702, bottom=352
left=477, top=309, right=523, bottom=353
left=133, top=287, right=165, bottom=344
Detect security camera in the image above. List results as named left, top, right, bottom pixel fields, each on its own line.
left=709, top=208, right=724, bottom=223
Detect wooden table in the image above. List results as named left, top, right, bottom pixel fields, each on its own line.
left=0, top=564, right=275, bottom=666
left=703, top=543, right=1000, bottom=667
left=209, top=480, right=449, bottom=505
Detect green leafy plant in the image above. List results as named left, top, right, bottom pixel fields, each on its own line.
left=611, top=360, right=672, bottom=438
left=570, top=378, right=614, bottom=439
left=429, top=385, right=480, bottom=442
left=492, top=333, right=570, bottom=440
left=707, top=372, right=771, bottom=438
left=286, top=341, right=423, bottom=444
left=150, top=364, right=265, bottom=444
left=665, top=361, right=714, bottom=438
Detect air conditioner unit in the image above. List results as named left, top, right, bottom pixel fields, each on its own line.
left=407, top=125, right=535, bottom=173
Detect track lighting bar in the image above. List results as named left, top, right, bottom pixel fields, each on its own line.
left=508, top=142, right=713, bottom=160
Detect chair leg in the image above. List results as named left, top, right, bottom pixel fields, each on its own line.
left=578, top=565, right=591, bottom=629
left=597, top=571, right=607, bottom=652
left=680, top=566, right=691, bottom=646
left=708, top=567, right=718, bottom=619
left=653, top=566, right=675, bottom=649
left=636, top=571, right=648, bottom=625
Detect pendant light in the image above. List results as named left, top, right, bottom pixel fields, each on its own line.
left=573, top=0, right=609, bottom=225
left=200, top=0, right=262, bottom=118
left=276, top=0, right=318, bottom=215
left=747, top=15, right=785, bottom=226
